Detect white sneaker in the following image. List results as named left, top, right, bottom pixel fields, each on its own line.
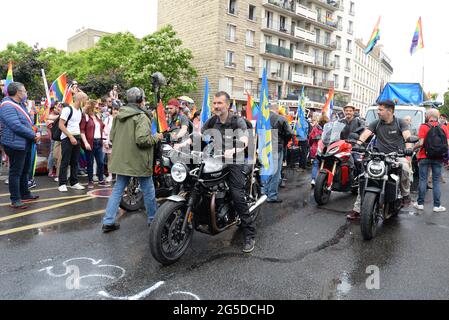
left=106, top=175, right=112, bottom=183
left=70, top=183, right=86, bottom=190
left=58, top=185, right=68, bottom=192
left=93, top=176, right=99, bottom=182
left=311, top=180, right=316, bottom=187
left=433, top=206, right=447, bottom=213
left=413, top=203, right=424, bottom=211
left=54, top=177, right=59, bottom=182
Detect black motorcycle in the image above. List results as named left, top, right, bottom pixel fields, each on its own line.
left=356, top=136, right=418, bottom=240
left=149, top=146, right=267, bottom=265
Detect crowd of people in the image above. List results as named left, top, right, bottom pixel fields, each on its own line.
left=1, top=80, right=448, bottom=254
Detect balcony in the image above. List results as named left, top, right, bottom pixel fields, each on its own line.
left=292, top=72, right=314, bottom=85
left=263, top=0, right=295, bottom=13
left=345, top=66, right=351, bottom=72
left=295, top=4, right=317, bottom=20
left=262, top=18, right=292, bottom=36
left=295, top=26, right=315, bottom=42
left=314, top=59, right=335, bottom=69
left=293, top=50, right=315, bottom=64
left=309, top=0, right=340, bottom=11
left=224, top=61, right=236, bottom=68
left=313, top=78, right=335, bottom=88
left=264, top=43, right=292, bottom=59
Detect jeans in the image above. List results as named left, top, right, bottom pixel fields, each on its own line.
left=298, top=140, right=308, bottom=169
left=261, top=151, right=284, bottom=201
left=3, top=144, right=32, bottom=203
left=86, top=139, right=104, bottom=182
left=103, top=175, right=158, bottom=225
left=47, top=140, right=55, bottom=171
left=311, top=159, right=320, bottom=181
left=418, top=159, right=443, bottom=207
left=59, top=136, right=81, bottom=186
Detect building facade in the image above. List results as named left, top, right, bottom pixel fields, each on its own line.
left=351, top=39, right=393, bottom=116
left=67, top=28, right=112, bottom=53
left=158, top=0, right=356, bottom=111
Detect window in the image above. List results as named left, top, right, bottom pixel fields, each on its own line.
left=349, top=1, right=355, bottom=15
left=334, top=74, right=339, bottom=88
left=278, top=39, right=286, bottom=48
left=316, top=7, right=322, bottom=22
left=265, top=10, right=273, bottom=29
left=337, top=16, right=343, bottom=31
left=315, top=28, right=321, bottom=44
left=225, top=50, right=235, bottom=67
left=335, top=55, right=340, bottom=69
left=264, top=35, right=272, bottom=45
left=323, top=52, right=329, bottom=66
left=336, top=36, right=341, bottom=50
left=345, top=58, right=351, bottom=71
left=344, top=76, right=350, bottom=90
left=325, top=32, right=331, bottom=46
left=276, top=62, right=285, bottom=78
left=94, top=35, right=101, bottom=44
left=245, top=55, right=255, bottom=71
left=346, top=39, right=352, bottom=53
left=347, top=21, right=353, bottom=34
left=263, top=59, right=271, bottom=74
left=279, top=16, right=287, bottom=32
left=248, top=4, right=256, bottom=21
left=228, top=0, right=237, bottom=15
left=225, top=77, right=234, bottom=95
left=246, top=30, right=255, bottom=46
left=244, top=80, right=253, bottom=93
left=226, top=24, right=236, bottom=42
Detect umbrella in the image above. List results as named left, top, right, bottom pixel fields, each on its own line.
left=178, top=96, right=194, bottom=104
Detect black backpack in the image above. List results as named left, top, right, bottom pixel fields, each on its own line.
left=51, top=106, right=73, bottom=141
left=424, top=123, right=448, bottom=159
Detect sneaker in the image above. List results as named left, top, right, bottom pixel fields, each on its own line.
left=54, top=177, right=59, bottom=182
left=311, top=180, right=316, bottom=187
left=10, top=201, right=28, bottom=209
left=88, top=182, right=95, bottom=189
left=70, top=183, right=86, bottom=190
left=22, top=195, right=40, bottom=203
left=4, top=178, right=8, bottom=185
left=346, top=211, right=360, bottom=221
left=242, top=238, right=255, bottom=253
left=102, top=223, right=120, bottom=233
left=28, top=179, right=37, bottom=189
left=58, top=185, right=68, bottom=192
left=433, top=206, right=447, bottom=213
left=98, top=181, right=110, bottom=187
left=106, top=176, right=113, bottom=183
left=413, top=203, right=424, bottom=211
left=93, top=176, right=99, bottom=182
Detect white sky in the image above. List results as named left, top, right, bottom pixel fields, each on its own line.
left=1, top=0, right=448, bottom=100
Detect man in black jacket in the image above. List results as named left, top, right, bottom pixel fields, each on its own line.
left=261, top=103, right=293, bottom=203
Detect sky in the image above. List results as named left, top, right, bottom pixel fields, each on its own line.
left=1, top=0, right=448, bottom=100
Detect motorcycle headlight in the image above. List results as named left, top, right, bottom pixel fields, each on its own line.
left=326, top=146, right=340, bottom=156
left=171, top=163, right=187, bottom=183
left=367, top=161, right=386, bottom=178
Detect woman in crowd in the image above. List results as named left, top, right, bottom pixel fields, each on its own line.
left=103, top=104, right=119, bottom=182
left=309, top=115, right=329, bottom=187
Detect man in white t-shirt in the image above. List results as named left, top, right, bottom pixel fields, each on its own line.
left=57, top=92, right=87, bottom=192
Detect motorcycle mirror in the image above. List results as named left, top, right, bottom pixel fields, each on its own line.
left=406, top=136, right=419, bottom=144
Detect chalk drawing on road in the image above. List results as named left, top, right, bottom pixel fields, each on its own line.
left=98, top=282, right=201, bottom=300
left=38, top=257, right=126, bottom=289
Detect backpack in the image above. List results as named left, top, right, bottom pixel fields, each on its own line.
left=423, top=123, right=448, bottom=159
left=51, top=106, right=73, bottom=141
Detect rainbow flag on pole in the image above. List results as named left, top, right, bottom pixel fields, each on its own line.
left=365, top=17, right=381, bottom=55
left=152, top=100, right=169, bottom=134
left=410, top=17, right=424, bottom=55
left=3, top=61, right=13, bottom=96
left=49, top=73, right=68, bottom=102
left=322, top=88, right=334, bottom=119
left=200, top=78, right=211, bottom=127
left=246, top=92, right=259, bottom=122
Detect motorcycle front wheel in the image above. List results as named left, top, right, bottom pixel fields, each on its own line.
left=149, top=201, right=193, bottom=266
left=360, top=192, right=380, bottom=241
left=314, top=172, right=331, bottom=205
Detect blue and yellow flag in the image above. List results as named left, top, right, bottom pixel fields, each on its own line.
left=295, top=87, right=308, bottom=139
left=257, top=68, right=273, bottom=180
left=200, top=78, right=211, bottom=127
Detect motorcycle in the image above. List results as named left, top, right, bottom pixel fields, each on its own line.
left=119, top=130, right=179, bottom=211
left=314, top=122, right=364, bottom=205
left=356, top=136, right=418, bottom=240
left=149, top=144, right=267, bottom=265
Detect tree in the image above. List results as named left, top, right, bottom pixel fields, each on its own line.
left=0, top=42, right=48, bottom=99
left=127, top=25, right=197, bottom=105
left=439, top=89, right=449, bottom=117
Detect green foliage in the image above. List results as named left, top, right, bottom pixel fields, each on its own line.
left=439, top=89, right=449, bottom=117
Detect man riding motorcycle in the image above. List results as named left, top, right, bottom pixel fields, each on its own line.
left=167, top=98, right=190, bottom=142
left=347, top=99, right=414, bottom=220
left=175, top=91, right=255, bottom=253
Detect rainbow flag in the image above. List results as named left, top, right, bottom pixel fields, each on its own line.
left=246, top=92, right=259, bottom=122
left=49, top=73, right=67, bottom=102
left=157, top=100, right=169, bottom=133
left=200, top=78, right=211, bottom=127
left=322, top=88, right=334, bottom=119
left=63, top=85, right=73, bottom=105
left=3, top=61, right=13, bottom=96
left=410, top=17, right=424, bottom=55
left=365, top=17, right=381, bottom=55
left=257, top=68, right=273, bottom=180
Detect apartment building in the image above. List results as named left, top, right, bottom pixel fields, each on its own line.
left=352, top=39, right=393, bottom=116
left=158, top=0, right=355, bottom=110
left=67, top=28, right=111, bottom=53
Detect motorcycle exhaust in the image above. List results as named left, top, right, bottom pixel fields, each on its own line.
left=249, top=195, right=268, bottom=213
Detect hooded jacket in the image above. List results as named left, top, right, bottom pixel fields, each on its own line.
left=109, top=103, right=160, bottom=177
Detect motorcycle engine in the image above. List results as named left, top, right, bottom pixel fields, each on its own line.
left=214, top=183, right=235, bottom=228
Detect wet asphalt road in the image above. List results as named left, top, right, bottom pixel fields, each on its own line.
left=1, top=168, right=449, bottom=300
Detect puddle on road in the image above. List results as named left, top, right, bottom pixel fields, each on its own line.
left=323, top=272, right=353, bottom=300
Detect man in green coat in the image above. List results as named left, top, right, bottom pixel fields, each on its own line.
left=102, top=87, right=163, bottom=233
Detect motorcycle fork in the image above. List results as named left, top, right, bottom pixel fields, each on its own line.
left=180, top=190, right=199, bottom=236
left=326, top=161, right=337, bottom=188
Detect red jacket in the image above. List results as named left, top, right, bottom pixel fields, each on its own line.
left=308, top=125, right=323, bottom=159
left=80, top=114, right=105, bottom=149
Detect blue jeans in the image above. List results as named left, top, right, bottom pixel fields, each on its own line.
left=311, top=159, right=320, bottom=180
left=3, top=144, right=32, bottom=203
left=103, top=175, right=158, bottom=225
left=418, top=159, right=442, bottom=207
left=86, top=139, right=104, bottom=182
left=261, top=151, right=284, bottom=201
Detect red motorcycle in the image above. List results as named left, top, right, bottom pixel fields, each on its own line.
left=314, top=122, right=362, bottom=205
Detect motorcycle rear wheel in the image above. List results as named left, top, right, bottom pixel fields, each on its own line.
left=360, top=192, right=380, bottom=241
left=119, top=178, right=144, bottom=212
left=149, top=201, right=193, bottom=266
left=314, top=173, right=331, bottom=205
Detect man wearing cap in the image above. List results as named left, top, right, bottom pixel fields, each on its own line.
left=340, top=104, right=365, bottom=140
left=167, top=98, right=190, bottom=141
left=347, top=99, right=413, bottom=220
